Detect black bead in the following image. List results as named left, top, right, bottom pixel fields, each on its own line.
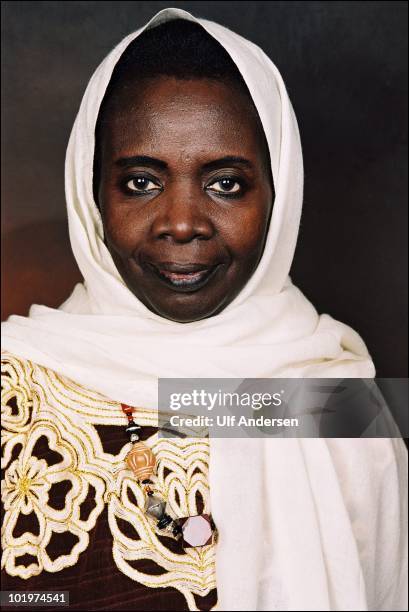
left=125, top=421, right=141, bottom=434
left=172, top=522, right=182, bottom=536
left=157, top=514, right=173, bottom=529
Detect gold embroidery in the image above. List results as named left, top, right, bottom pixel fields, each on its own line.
left=1, top=350, right=217, bottom=610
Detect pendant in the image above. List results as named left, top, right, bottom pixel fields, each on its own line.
left=121, top=403, right=217, bottom=548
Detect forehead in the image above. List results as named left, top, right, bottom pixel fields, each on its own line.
left=100, top=76, right=267, bottom=160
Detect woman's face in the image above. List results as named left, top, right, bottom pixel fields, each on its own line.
left=96, top=76, right=274, bottom=323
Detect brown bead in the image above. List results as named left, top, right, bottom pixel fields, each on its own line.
left=142, top=482, right=154, bottom=496
left=126, top=442, right=156, bottom=480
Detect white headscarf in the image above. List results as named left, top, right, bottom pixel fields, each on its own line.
left=2, top=7, right=407, bottom=611
left=2, top=7, right=375, bottom=404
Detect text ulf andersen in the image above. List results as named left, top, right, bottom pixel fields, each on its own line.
left=169, top=414, right=299, bottom=428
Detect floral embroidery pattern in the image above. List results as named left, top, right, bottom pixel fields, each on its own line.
left=1, top=351, right=217, bottom=610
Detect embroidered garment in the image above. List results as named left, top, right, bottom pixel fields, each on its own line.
left=1, top=350, right=218, bottom=611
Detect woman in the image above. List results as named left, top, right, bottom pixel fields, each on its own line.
left=1, top=7, right=407, bottom=611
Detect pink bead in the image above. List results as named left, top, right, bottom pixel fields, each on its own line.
left=180, top=514, right=213, bottom=548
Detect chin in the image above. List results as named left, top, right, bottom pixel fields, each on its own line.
left=147, top=295, right=226, bottom=324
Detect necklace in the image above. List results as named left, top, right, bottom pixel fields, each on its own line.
left=121, top=403, right=217, bottom=549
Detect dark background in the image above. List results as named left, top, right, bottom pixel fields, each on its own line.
left=2, top=1, right=408, bottom=377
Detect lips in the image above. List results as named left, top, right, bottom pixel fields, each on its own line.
left=147, top=261, right=221, bottom=292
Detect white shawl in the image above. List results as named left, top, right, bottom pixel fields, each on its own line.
left=2, top=7, right=407, bottom=610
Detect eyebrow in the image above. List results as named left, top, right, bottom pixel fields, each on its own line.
left=115, top=155, right=168, bottom=171
left=202, top=156, right=254, bottom=172
left=114, top=155, right=254, bottom=172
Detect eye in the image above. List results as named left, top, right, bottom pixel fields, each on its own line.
left=206, top=177, right=242, bottom=196
left=124, top=175, right=162, bottom=194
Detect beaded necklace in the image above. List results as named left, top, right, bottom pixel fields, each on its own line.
left=121, top=403, right=217, bottom=549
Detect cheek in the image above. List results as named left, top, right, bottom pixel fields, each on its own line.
left=224, top=198, right=271, bottom=264
left=102, top=202, right=147, bottom=257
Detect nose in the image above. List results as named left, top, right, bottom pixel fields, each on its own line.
left=150, top=184, right=215, bottom=243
